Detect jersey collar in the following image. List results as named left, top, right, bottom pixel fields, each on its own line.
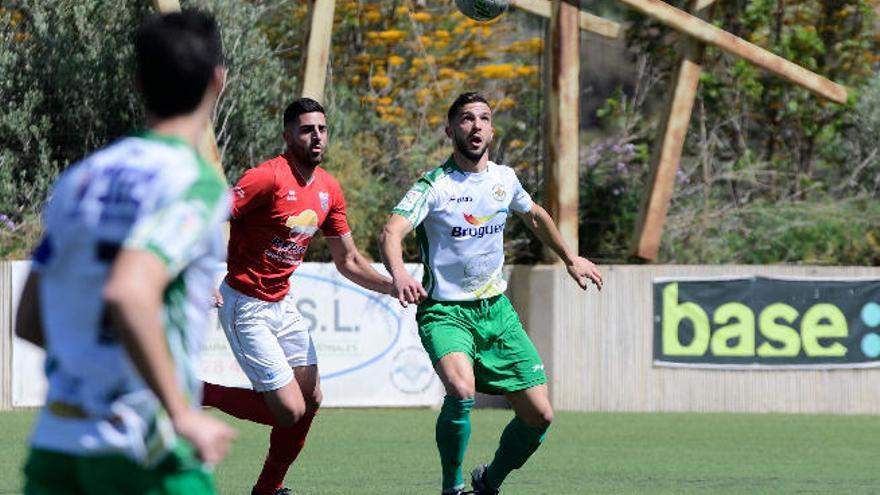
left=132, top=129, right=194, bottom=151
left=445, top=155, right=492, bottom=179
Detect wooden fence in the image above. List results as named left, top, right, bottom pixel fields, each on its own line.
left=3, top=262, right=880, bottom=413
left=508, top=264, right=880, bottom=414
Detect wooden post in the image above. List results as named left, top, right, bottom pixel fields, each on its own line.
left=299, top=0, right=336, bottom=103
left=511, top=0, right=621, bottom=38
left=630, top=0, right=715, bottom=260
left=543, top=0, right=580, bottom=261
left=149, top=0, right=226, bottom=180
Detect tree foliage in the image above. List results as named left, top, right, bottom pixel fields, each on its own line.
left=261, top=1, right=547, bottom=262
left=580, top=0, right=880, bottom=263
left=628, top=0, right=880, bottom=190
left=0, top=0, right=287, bottom=257
left=1, top=0, right=878, bottom=264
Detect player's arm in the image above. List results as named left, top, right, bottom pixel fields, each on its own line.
left=103, top=249, right=181, bottom=417
left=14, top=271, right=45, bottom=348
left=378, top=214, right=427, bottom=306
left=103, top=248, right=235, bottom=464
left=515, top=204, right=603, bottom=290
left=322, top=181, right=393, bottom=296
left=15, top=232, right=55, bottom=348
left=326, top=234, right=393, bottom=295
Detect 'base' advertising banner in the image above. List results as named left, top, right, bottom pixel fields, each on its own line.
left=654, top=276, right=880, bottom=369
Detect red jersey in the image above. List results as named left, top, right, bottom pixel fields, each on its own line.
left=226, top=154, right=351, bottom=301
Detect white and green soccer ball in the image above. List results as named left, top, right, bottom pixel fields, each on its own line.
left=454, top=0, right=510, bottom=22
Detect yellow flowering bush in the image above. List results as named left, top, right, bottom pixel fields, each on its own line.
left=327, top=1, right=543, bottom=174
left=263, top=0, right=546, bottom=261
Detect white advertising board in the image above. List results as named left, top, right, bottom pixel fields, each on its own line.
left=11, top=260, right=47, bottom=407
left=12, top=262, right=443, bottom=408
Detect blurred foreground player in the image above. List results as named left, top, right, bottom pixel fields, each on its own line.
left=15, top=10, right=235, bottom=495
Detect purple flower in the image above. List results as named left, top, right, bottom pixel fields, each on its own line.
left=676, top=169, right=690, bottom=185
left=611, top=143, right=622, bottom=154
left=0, top=214, right=16, bottom=231
left=622, top=143, right=636, bottom=156
left=615, top=162, right=627, bottom=173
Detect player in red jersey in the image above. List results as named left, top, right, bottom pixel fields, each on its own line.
left=203, top=97, right=393, bottom=495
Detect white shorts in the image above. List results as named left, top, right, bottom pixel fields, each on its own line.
left=217, top=280, right=318, bottom=392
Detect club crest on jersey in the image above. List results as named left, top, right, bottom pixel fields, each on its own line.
left=286, top=190, right=297, bottom=201
left=492, top=183, right=506, bottom=201
left=233, top=186, right=246, bottom=198
left=319, top=191, right=329, bottom=212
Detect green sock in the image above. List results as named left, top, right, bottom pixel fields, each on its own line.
left=486, top=416, right=549, bottom=489
left=436, top=396, right=474, bottom=491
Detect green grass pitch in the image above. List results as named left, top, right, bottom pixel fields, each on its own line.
left=1, top=407, right=878, bottom=494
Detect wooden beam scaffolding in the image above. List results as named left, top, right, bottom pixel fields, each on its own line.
left=511, top=0, right=621, bottom=38
left=630, top=0, right=715, bottom=260
left=150, top=0, right=226, bottom=180
left=611, top=0, right=847, bottom=104
left=543, top=0, right=581, bottom=260
left=614, top=0, right=848, bottom=259
left=150, top=0, right=851, bottom=262
left=299, top=0, right=336, bottom=103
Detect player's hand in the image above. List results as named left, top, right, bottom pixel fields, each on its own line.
left=172, top=409, right=236, bottom=465
left=391, top=272, right=428, bottom=308
left=211, top=288, right=223, bottom=308
left=566, top=256, right=603, bottom=291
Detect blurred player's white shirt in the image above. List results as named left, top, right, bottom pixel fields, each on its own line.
left=392, top=157, right=533, bottom=301
left=28, top=131, right=229, bottom=466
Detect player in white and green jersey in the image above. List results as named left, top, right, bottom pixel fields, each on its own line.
left=14, top=11, right=235, bottom=495
left=380, top=92, right=603, bottom=495
left=389, top=154, right=533, bottom=301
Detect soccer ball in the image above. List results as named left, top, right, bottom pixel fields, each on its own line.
left=455, top=0, right=510, bottom=22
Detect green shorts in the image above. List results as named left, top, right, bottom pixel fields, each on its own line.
left=23, top=441, right=214, bottom=495
left=416, top=295, right=547, bottom=395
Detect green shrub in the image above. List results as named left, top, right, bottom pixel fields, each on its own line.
left=0, top=0, right=287, bottom=259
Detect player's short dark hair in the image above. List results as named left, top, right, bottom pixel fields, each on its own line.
left=135, top=10, right=223, bottom=118
left=447, top=92, right=490, bottom=123
left=283, top=98, right=326, bottom=128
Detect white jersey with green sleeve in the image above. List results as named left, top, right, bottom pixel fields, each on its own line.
left=392, top=157, right=533, bottom=301
left=27, top=130, right=230, bottom=466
